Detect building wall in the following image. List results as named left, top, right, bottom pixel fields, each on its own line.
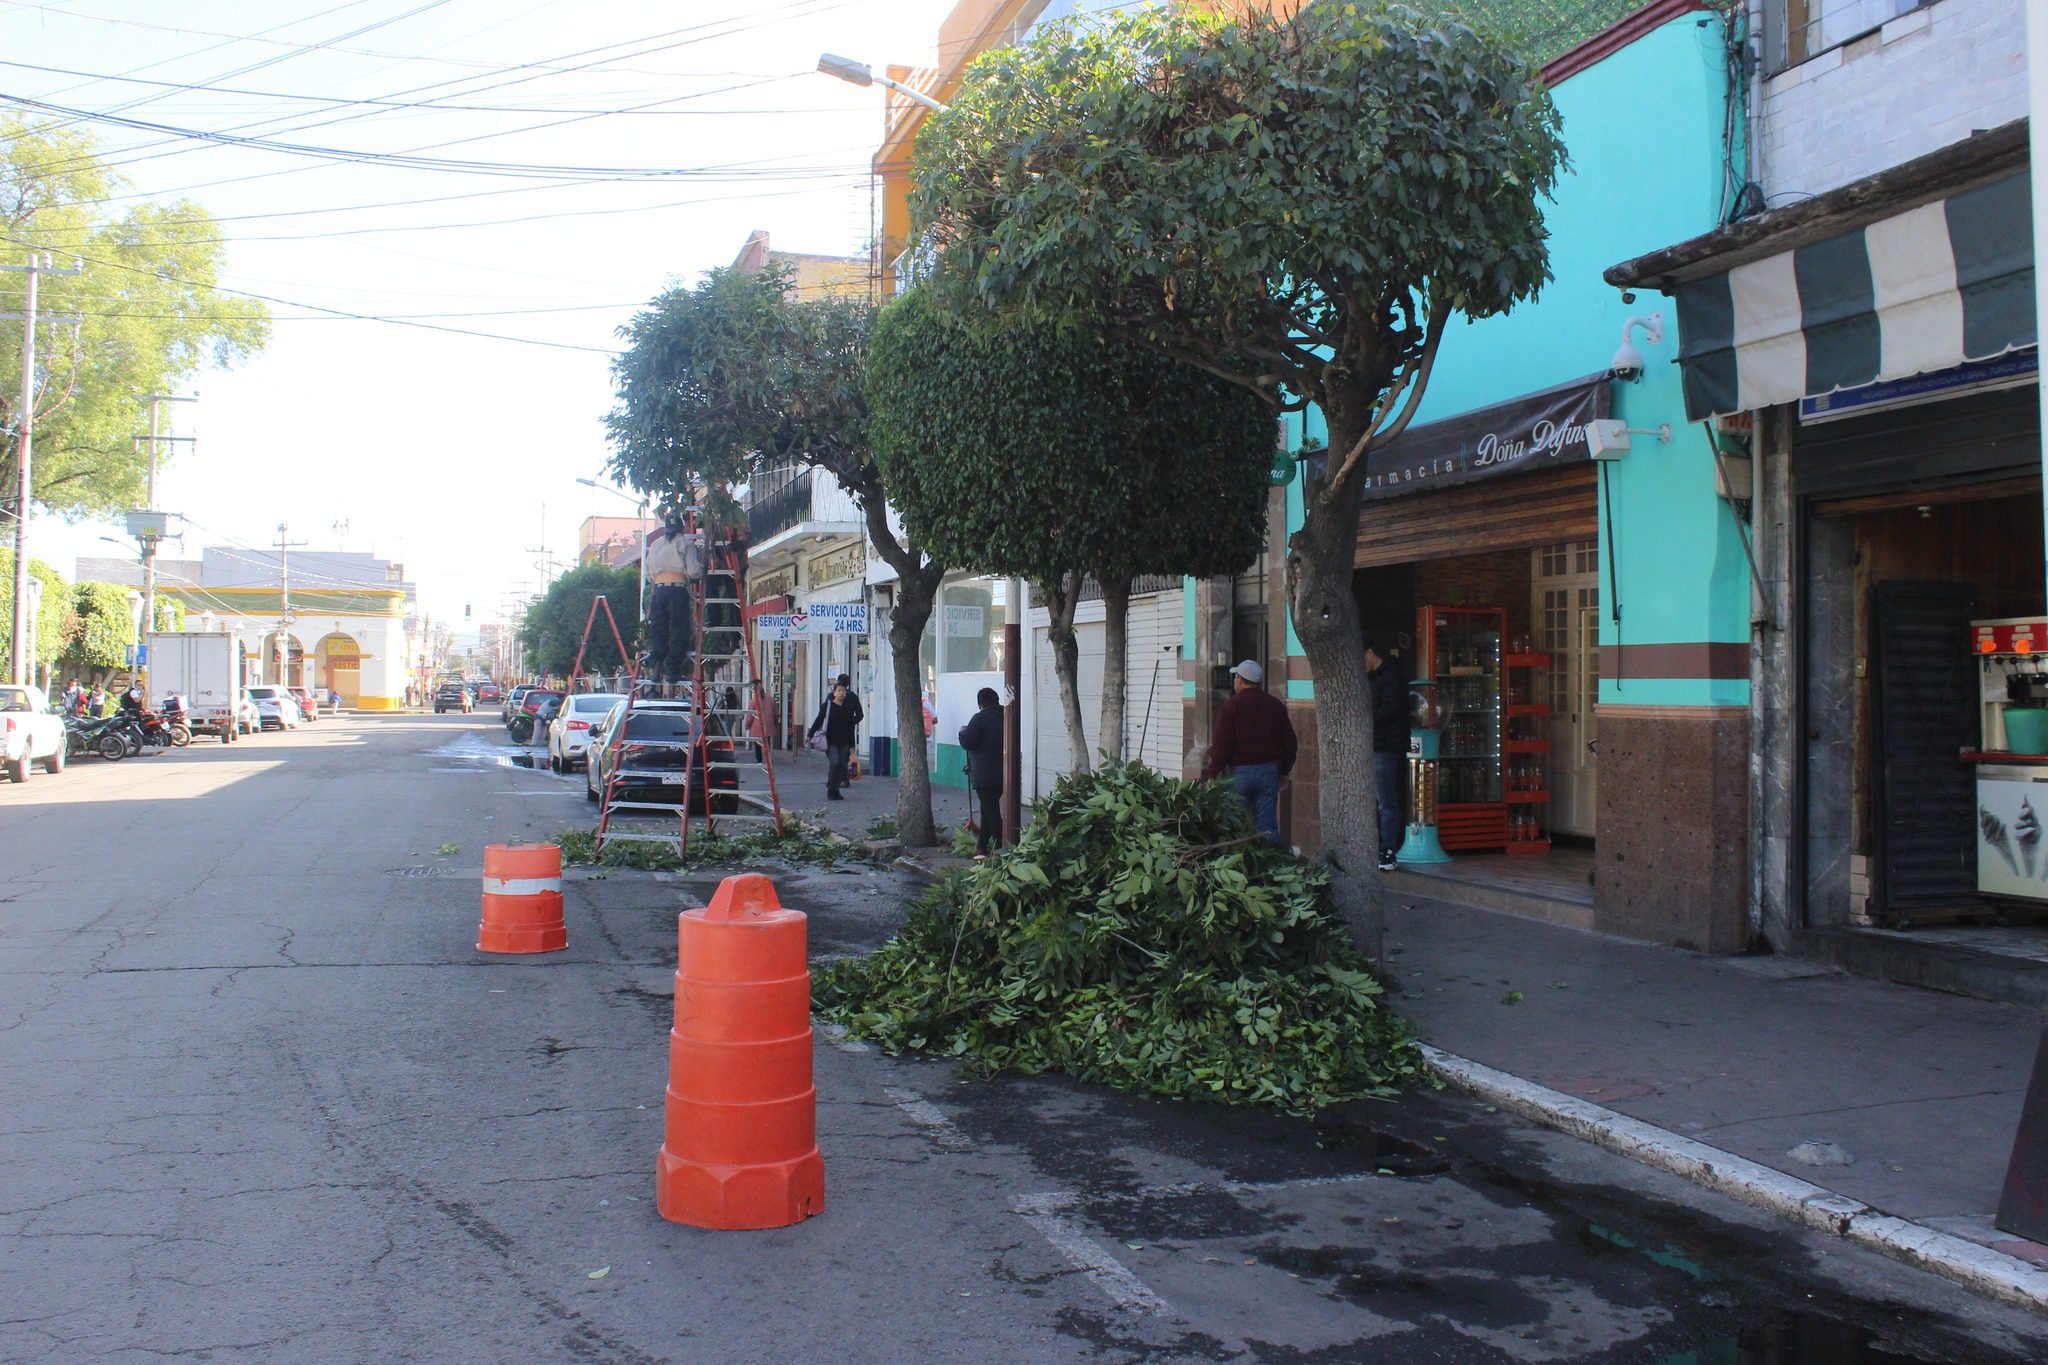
left=1756, top=0, right=2026, bottom=201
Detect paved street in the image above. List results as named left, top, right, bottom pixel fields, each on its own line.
left=6, top=713, right=2048, bottom=1363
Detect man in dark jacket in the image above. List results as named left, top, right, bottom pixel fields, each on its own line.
left=1202, top=660, right=1297, bottom=846
left=807, top=680, right=859, bottom=801
left=1364, top=636, right=1411, bottom=870
left=958, top=687, right=1004, bottom=856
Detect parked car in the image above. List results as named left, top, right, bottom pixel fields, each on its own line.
left=584, top=699, right=737, bottom=814
left=236, top=690, right=261, bottom=736
left=288, top=686, right=319, bottom=721
left=434, top=682, right=473, bottom=715
left=546, top=693, right=624, bottom=772
left=475, top=681, right=503, bottom=704
left=245, top=685, right=301, bottom=731
left=509, top=689, right=563, bottom=743
left=502, top=685, right=533, bottom=724
left=0, top=683, right=66, bottom=781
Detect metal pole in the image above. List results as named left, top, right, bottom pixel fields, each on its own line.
left=1003, top=575, right=1022, bottom=844
left=9, top=257, right=38, bottom=686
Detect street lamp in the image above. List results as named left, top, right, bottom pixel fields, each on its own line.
left=816, top=53, right=947, bottom=111
left=578, top=476, right=650, bottom=634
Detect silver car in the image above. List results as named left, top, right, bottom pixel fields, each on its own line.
left=245, top=685, right=301, bottom=731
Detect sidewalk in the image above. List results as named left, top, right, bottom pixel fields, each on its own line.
left=824, top=762, right=2048, bottom=1309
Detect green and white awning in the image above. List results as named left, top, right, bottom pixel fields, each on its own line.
left=1671, top=173, right=2034, bottom=421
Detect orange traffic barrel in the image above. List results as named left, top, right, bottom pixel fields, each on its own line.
left=657, top=873, right=825, bottom=1230
left=477, top=844, right=567, bottom=954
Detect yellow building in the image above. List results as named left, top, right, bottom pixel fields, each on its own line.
left=729, top=230, right=872, bottom=301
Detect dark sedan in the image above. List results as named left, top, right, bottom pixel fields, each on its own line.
left=584, top=701, right=737, bottom=815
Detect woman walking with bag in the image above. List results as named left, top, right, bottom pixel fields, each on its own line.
left=806, top=680, right=859, bottom=801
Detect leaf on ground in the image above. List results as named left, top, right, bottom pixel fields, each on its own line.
left=436, top=842, right=460, bottom=856
left=1501, top=990, right=1524, bottom=1005
left=587, top=1266, right=610, bottom=1280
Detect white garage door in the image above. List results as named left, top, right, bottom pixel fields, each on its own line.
left=1032, top=587, right=1182, bottom=796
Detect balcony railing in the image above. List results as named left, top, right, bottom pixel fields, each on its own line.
left=748, top=470, right=812, bottom=542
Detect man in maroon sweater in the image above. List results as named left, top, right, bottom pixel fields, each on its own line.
left=1202, top=660, right=1297, bottom=846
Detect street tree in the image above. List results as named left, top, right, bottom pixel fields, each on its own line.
left=608, top=264, right=950, bottom=847
left=63, top=581, right=136, bottom=683
left=911, top=2, right=1563, bottom=948
left=867, top=287, right=1269, bottom=769
left=1, top=116, right=269, bottom=519
left=0, top=551, right=72, bottom=683
left=518, top=563, right=638, bottom=678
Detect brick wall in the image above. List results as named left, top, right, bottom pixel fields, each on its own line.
left=1759, top=0, right=2025, bottom=199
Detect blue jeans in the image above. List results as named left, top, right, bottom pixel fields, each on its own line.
left=827, top=743, right=852, bottom=794
left=1231, top=762, right=1283, bottom=845
left=1372, top=752, right=1405, bottom=861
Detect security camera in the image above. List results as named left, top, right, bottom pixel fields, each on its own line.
left=1619, top=289, right=1637, bottom=305
left=1611, top=312, right=1664, bottom=380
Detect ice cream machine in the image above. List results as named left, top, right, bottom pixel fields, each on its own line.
left=1970, top=617, right=2048, bottom=905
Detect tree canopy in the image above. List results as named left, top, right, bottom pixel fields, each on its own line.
left=0, top=551, right=70, bottom=680
left=518, top=563, right=638, bottom=678
left=1, top=115, right=270, bottom=519
left=868, top=287, right=1270, bottom=589
left=64, top=580, right=137, bottom=676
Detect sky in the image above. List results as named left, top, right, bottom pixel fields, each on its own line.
left=0, top=0, right=964, bottom=636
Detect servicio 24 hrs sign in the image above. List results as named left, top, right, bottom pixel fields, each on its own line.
left=755, top=603, right=868, bottom=641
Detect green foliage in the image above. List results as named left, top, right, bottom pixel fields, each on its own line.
left=64, top=580, right=136, bottom=674
left=517, top=562, right=638, bottom=677
left=1, top=115, right=269, bottom=517
left=868, top=288, right=1271, bottom=586
left=816, top=761, right=1430, bottom=1114
left=911, top=2, right=1564, bottom=423
left=554, top=824, right=874, bottom=872
left=606, top=263, right=877, bottom=530
left=0, top=552, right=72, bottom=680
left=151, top=595, right=184, bottom=633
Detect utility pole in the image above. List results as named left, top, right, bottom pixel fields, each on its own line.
left=3, top=252, right=81, bottom=685
left=274, top=522, right=308, bottom=687
left=133, top=392, right=196, bottom=649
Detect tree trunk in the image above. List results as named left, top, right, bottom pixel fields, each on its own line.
left=888, top=566, right=943, bottom=847
left=1041, top=569, right=1090, bottom=774
left=1098, top=575, right=1131, bottom=763
left=858, top=490, right=943, bottom=847
left=1287, top=408, right=1384, bottom=968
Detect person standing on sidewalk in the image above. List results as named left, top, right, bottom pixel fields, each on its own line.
left=834, top=673, right=865, bottom=784
left=1364, top=636, right=1411, bottom=871
left=1202, top=660, right=1296, bottom=846
left=958, top=687, right=1005, bottom=857
left=807, top=680, right=859, bottom=801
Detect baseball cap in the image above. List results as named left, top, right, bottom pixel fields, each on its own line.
left=1227, top=659, right=1264, bottom=684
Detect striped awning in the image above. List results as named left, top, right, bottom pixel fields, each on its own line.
left=1671, top=172, right=2035, bottom=420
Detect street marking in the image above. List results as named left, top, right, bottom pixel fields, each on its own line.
left=883, top=1086, right=973, bottom=1151
left=1010, top=1192, right=1170, bottom=1316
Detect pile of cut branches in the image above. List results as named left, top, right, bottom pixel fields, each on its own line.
left=815, top=761, right=1428, bottom=1114
left=554, top=824, right=869, bottom=872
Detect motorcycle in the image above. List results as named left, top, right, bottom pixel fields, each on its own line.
left=135, top=710, right=187, bottom=750
left=66, top=713, right=135, bottom=761
left=156, top=697, right=193, bottom=747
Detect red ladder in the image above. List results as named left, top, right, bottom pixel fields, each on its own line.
left=573, top=594, right=687, bottom=857
left=680, top=513, right=783, bottom=854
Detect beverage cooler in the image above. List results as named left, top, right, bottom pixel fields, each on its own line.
left=1967, top=617, right=2048, bottom=905
left=1416, top=607, right=1508, bottom=851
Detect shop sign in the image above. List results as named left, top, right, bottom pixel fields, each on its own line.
left=751, top=566, right=796, bottom=601
left=756, top=612, right=807, bottom=641
left=943, top=604, right=985, bottom=637
left=1361, top=374, right=1611, bottom=501
left=1800, top=348, right=2038, bottom=424
left=808, top=601, right=868, bottom=635
left=809, top=543, right=866, bottom=589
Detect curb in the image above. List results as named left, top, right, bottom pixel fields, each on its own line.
left=1422, top=1045, right=2048, bottom=1316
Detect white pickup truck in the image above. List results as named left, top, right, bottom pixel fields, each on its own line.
left=0, top=683, right=66, bottom=782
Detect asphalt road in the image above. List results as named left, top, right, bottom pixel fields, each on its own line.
left=5, top=713, right=2048, bottom=1364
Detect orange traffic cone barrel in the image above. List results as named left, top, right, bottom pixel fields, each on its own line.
left=657, top=873, right=825, bottom=1230
left=477, top=844, right=567, bottom=954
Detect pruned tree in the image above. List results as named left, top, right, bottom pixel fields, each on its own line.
left=867, top=287, right=1269, bottom=771
left=607, top=264, right=949, bottom=846
left=63, top=581, right=136, bottom=682
left=1, top=115, right=269, bottom=518
left=0, top=551, right=71, bottom=683
left=911, top=2, right=1563, bottom=950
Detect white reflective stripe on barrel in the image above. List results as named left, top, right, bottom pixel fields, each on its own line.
left=482, top=875, right=563, bottom=897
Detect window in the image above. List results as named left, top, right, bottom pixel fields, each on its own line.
left=1764, top=0, right=1932, bottom=74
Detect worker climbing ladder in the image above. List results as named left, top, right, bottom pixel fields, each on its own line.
left=584, top=511, right=783, bottom=857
